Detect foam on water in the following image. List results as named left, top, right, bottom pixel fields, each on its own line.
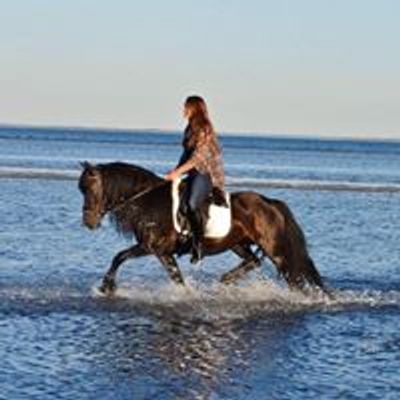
left=2, top=165, right=400, bottom=193
left=228, top=177, right=400, bottom=192
left=91, top=279, right=400, bottom=321
left=0, top=166, right=79, bottom=180
left=1, top=279, right=398, bottom=320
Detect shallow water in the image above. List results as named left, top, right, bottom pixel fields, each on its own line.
left=0, top=128, right=400, bottom=399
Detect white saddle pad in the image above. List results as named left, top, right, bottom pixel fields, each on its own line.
left=171, top=178, right=232, bottom=239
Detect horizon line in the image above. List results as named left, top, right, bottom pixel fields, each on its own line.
left=0, top=121, right=399, bottom=143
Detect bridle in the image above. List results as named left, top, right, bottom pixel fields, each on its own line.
left=102, top=181, right=166, bottom=215
left=82, top=166, right=167, bottom=223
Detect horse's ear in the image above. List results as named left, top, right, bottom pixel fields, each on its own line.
left=80, top=161, right=92, bottom=170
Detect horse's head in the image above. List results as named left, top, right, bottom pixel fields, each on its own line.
left=78, top=162, right=105, bottom=229
left=79, top=160, right=165, bottom=231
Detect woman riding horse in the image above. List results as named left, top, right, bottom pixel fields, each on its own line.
left=165, top=96, right=225, bottom=263
left=78, top=98, right=327, bottom=294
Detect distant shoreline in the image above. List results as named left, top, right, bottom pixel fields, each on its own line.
left=0, top=122, right=398, bottom=144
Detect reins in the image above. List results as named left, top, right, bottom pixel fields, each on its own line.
left=107, top=180, right=166, bottom=214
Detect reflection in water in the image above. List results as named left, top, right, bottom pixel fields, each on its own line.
left=153, top=314, right=249, bottom=399
left=86, top=294, right=301, bottom=400
left=88, top=310, right=252, bottom=399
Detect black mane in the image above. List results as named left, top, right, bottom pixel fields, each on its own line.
left=96, top=162, right=169, bottom=237
left=99, top=162, right=162, bottom=185
left=98, top=162, right=163, bottom=206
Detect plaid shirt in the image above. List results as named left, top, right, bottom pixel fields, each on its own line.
left=178, top=125, right=225, bottom=190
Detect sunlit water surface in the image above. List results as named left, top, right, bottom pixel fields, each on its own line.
left=0, top=128, right=399, bottom=399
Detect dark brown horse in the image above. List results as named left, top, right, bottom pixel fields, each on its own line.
left=78, top=161, right=326, bottom=294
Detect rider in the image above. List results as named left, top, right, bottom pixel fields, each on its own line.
left=165, top=95, right=225, bottom=263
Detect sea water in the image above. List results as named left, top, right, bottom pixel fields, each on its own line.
left=0, top=127, right=399, bottom=399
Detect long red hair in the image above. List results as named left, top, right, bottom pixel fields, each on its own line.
left=184, top=96, right=216, bottom=147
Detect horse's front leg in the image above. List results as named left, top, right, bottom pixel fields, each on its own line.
left=158, top=255, right=185, bottom=285
left=100, top=244, right=148, bottom=294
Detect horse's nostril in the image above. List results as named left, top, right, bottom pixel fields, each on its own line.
left=83, top=212, right=100, bottom=230
left=84, top=220, right=97, bottom=230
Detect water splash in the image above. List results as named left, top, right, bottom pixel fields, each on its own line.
left=1, top=279, right=399, bottom=319
left=91, top=279, right=400, bottom=321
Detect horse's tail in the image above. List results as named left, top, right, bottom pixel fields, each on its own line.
left=262, top=196, right=325, bottom=291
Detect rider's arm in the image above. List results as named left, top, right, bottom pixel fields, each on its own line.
left=164, top=157, right=197, bottom=181
left=165, top=130, right=209, bottom=181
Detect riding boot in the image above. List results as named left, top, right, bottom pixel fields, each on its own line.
left=188, top=210, right=203, bottom=264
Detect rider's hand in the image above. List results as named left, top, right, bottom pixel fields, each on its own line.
left=164, top=170, right=179, bottom=181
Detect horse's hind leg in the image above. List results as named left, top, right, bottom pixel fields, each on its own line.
left=268, top=254, right=304, bottom=289
left=158, top=255, right=185, bottom=285
left=100, top=244, right=148, bottom=294
left=220, top=245, right=262, bottom=285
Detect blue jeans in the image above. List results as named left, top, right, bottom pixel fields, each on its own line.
left=188, top=173, right=212, bottom=212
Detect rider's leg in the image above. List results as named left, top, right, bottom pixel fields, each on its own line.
left=187, top=173, right=212, bottom=263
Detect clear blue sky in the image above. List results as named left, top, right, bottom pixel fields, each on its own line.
left=1, top=0, right=399, bottom=138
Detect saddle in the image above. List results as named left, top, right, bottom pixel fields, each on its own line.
left=171, top=178, right=232, bottom=239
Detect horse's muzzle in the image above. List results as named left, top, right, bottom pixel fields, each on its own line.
left=83, top=210, right=101, bottom=230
